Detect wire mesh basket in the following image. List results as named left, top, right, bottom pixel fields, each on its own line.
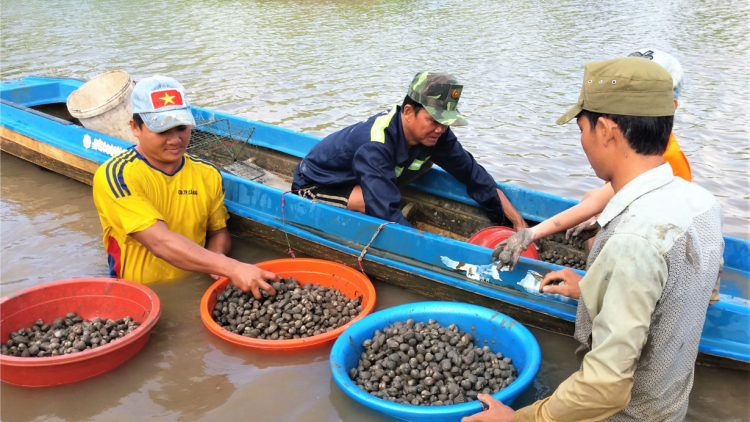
left=188, top=117, right=255, bottom=167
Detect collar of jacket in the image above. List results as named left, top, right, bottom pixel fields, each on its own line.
left=597, top=163, right=675, bottom=227
left=385, top=105, right=412, bottom=164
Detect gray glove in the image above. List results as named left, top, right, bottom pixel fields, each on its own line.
left=491, top=228, right=535, bottom=272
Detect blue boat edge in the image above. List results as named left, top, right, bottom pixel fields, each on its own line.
left=1, top=76, right=747, bottom=369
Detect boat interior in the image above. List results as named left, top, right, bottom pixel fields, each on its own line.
left=18, top=102, right=615, bottom=271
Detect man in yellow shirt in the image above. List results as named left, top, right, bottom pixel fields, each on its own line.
left=93, top=75, right=278, bottom=298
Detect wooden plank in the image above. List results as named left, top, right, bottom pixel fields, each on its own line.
left=413, top=222, right=469, bottom=242
left=1, top=128, right=97, bottom=185
left=694, top=349, right=750, bottom=372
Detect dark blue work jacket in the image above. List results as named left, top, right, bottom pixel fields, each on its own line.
left=292, top=105, right=505, bottom=227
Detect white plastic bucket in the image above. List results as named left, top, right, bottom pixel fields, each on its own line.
left=67, top=70, right=138, bottom=144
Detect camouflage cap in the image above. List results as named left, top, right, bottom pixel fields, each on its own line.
left=557, top=57, right=675, bottom=125
left=407, top=71, right=467, bottom=126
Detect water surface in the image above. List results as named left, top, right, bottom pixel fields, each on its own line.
left=1, top=0, right=749, bottom=419
left=1, top=0, right=748, bottom=238
left=1, top=153, right=748, bottom=421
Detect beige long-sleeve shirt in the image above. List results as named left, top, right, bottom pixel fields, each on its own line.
left=516, top=164, right=724, bottom=422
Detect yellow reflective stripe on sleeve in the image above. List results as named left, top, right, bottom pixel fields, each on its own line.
left=370, top=104, right=400, bottom=143
left=408, top=156, right=431, bottom=171
left=395, top=166, right=404, bottom=177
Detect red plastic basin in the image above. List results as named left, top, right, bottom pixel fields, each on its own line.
left=468, top=226, right=540, bottom=260
left=0, top=278, right=161, bottom=387
left=201, top=258, right=376, bottom=351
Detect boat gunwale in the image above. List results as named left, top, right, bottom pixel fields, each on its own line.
left=1, top=76, right=748, bottom=369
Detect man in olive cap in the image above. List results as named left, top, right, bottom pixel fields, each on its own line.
left=291, top=71, right=527, bottom=229
left=465, top=58, right=724, bottom=421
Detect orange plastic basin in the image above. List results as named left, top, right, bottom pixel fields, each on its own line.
left=201, top=258, right=376, bottom=351
left=468, top=226, right=540, bottom=260
left=0, top=278, right=161, bottom=387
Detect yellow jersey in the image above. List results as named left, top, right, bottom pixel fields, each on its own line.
left=92, top=148, right=229, bottom=283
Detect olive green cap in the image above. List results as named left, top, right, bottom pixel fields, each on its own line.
left=557, top=57, right=676, bottom=125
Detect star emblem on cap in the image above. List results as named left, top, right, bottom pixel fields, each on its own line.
left=149, top=89, right=185, bottom=109
left=451, top=89, right=460, bottom=99
left=159, top=93, right=176, bottom=106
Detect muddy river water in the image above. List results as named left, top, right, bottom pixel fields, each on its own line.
left=1, top=0, right=749, bottom=419
left=1, top=154, right=747, bottom=420
left=1, top=0, right=748, bottom=239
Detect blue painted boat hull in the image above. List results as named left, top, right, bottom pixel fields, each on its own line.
left=1, top=76, right=748, bottom=369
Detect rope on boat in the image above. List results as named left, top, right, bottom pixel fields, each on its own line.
left=281, top=187, right=393, bottom=276
left=358, top=222, right=395, bottom=275
left=280, top=187, right=316, bottom=259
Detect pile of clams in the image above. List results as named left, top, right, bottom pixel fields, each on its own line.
left=537, top=232, right=588, bottom=270
left=212, top=277, right=363, bottom=340
left=1, top=312, right=139, bottom=358
left=349, top=318, right=517, bottom=406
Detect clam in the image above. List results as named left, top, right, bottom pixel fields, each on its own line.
left=212, top=277, right=362, bottom=340
left=349, top=319, right=517, bottom=406
left=5, top=314, right=139, bottom=358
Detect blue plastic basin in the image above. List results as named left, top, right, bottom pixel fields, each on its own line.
left=330, top=301, right=541, bottom=422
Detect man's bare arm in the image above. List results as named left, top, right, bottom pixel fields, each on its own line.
left=534, top=184, right=612, bottom=241
left=205, top=227, right=232, bottom=280
left=131, top=221, right=277, bottom=298
left=496, top=188, right=528, bottom=230
left=206, top=227, right=231, bottom=255
left=493, top=184, right=613, bottom=271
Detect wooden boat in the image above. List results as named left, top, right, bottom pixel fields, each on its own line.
left=2, top=76, right=748, bottom=370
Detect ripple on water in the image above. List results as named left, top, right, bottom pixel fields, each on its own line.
left=1, top=0, right=748, bottom=239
